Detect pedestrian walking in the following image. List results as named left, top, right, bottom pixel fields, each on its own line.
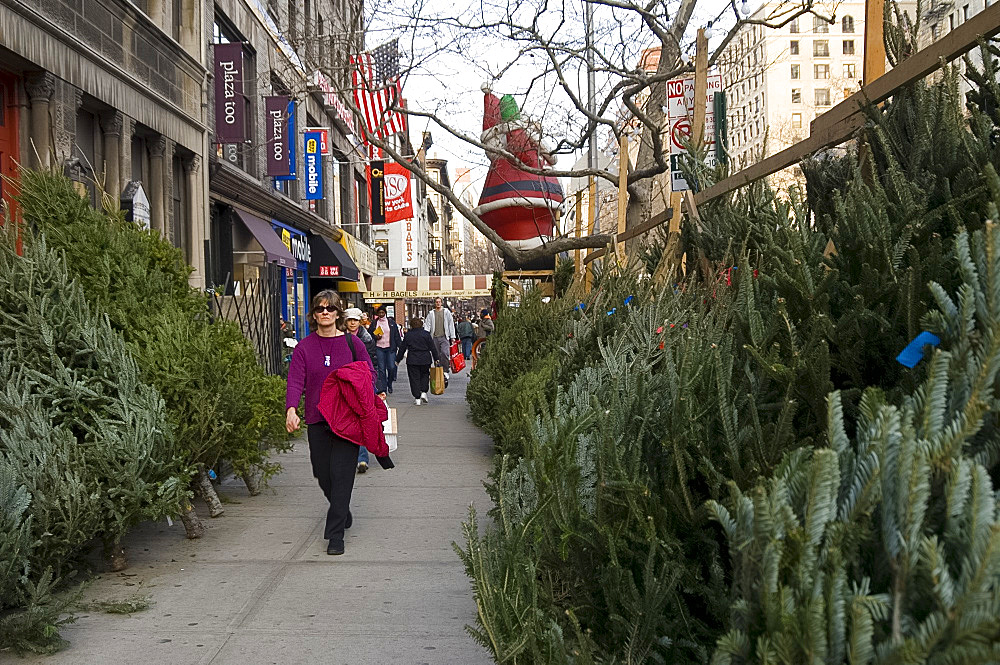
left=423, top=297, right=456, bottom=377
left=456, top=314, right=475, bottom=361
left=396, top=317, right=441, bottom=405
left=368, top=306, right=402, bottom=395
left=285, top=290, right=385, bottom=556
left=345, top=307, right=382, bottom=474
left=479, top=308, right=495, bottom=337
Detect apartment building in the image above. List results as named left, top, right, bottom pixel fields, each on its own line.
left=424, top=156, right=456, bottom=275
left=720, top=1, right=866, bottom=179
left=0, top=0, right=387, bottom=341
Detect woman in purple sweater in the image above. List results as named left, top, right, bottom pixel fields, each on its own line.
left=285, top=290, right=378, bottom=555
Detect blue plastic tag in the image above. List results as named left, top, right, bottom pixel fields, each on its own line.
left=896, top=331, right=941, bottom=368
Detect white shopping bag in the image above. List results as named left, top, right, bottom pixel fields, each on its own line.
left=383, top=408, right=397, bottom=453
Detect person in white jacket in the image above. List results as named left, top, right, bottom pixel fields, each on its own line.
left=423, top=297, right=456, bottom=375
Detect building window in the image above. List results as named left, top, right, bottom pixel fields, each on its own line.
left=813, top=15, right=829, bottom=33
left=792, top=112, right=802, bottom=128
left=814, top=64, right=830, bottom=79
left=792, top=88, right=801, bottom=103
left=964, top=5, right=970, bottom=20
left=842, top=15, right=854, bottom=32
left=790, top=40, right=799, bottom=55
left=844, top=87, right=854, bottom=99
left=172, top=155, right=189, bottom=261
left=932, top=24, right=939, bottom=38
left=950, top=14, right=955, bottom=30
left=843, top=39, right=855, bottom=55
left=844, top=63, right=857, bottom=79
left=814, top=40, right=830, bottom=57
left=789, top=18, right=799, bottom=33
left=375, top=239, right=389, bottom=270
left=791, top=64, right=800, bottom=79
left=815, top=88, right=831, bottom=106
left=288, top=0, right=298, bottom=43
left=172, top=0, right=184, bottom=41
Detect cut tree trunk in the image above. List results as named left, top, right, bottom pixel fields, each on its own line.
left=104, top=539, right=128, bottom=572
left=195, top=467, right=225, bottom=517
left=242, top=467, right=262, bottom=496
left=179, top=500, right=204, bottom=539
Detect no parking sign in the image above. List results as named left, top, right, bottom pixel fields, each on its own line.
left=667, top=74, right=721, bottom=190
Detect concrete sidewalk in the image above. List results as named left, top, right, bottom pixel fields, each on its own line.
left=23, top=367, right=493, bottom=665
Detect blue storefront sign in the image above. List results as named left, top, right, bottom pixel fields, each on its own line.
left=274, top=100, right=297, bottom=181
left=271, top=220, right=312, bottom=339
left=304, top=130, right=323, bottom=200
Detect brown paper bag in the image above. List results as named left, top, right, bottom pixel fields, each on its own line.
left=430, top=366, right=446, bottom=395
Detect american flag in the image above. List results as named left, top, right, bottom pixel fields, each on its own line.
left=352, top=39, right=406, bottom=158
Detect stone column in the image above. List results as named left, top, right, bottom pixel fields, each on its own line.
left=149, top=135, right=166, bottom=234
left=23, top=72, right=54, bottom=169
left=101, top=111, right=123, bottom=201
left=184, top=154, right=204, bottom=284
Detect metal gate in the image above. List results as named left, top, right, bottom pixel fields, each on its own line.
left=209, top=263, right=283, bottom=375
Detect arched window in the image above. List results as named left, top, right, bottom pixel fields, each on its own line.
left=843, top=15, right=854, bottom=33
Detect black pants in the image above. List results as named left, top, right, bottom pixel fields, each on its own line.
left=407, top=363, right=431, bottom=398
left=307, top=423, right=358, bottom=545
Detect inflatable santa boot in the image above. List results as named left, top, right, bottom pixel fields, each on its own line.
left=474, top=86, right=564, bottom=270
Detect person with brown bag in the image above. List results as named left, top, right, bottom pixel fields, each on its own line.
left=395, top=317, right=440, bottom=405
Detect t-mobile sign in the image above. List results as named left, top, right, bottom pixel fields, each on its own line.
left=265, top=96, right=291, bottom=176
left=214, top=43, right=245, bottom=143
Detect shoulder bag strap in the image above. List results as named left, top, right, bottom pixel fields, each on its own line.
left=346, top=332, right=358, bottom=362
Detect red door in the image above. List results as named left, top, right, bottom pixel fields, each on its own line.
left=0, top=70, right=20, bottom=250
left=0, top=71, right=21, bottom=254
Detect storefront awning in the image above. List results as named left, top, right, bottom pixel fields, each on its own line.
left=308, top=235, right=360, bottom=282
left=365, top=275, right=493, bottom=301
left=233, top=209, right=296, bottom=269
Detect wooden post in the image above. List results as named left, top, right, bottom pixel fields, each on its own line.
left=585, top=176, right=596, bottom=292
left=693, top=28, right=709, bottom=148
left=668, top=191, right=683, bottom=233
left=574, top=190, right=583, bottom=277
left=616, top=134, right=628, bottom=263
left=863, top=0, right=886, bottom=84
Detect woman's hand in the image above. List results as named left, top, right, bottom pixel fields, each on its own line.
left=285, top=407, right=301, bottom=433
left=377, top=392, right=387, bottom=402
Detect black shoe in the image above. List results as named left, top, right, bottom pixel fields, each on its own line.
left=357, top=461, right=368, bottom=474
left=345, top=511, right=353, bottom=529
left=327, top=541, right=345, bottom=555
left=387, top=385, right=393, bottom=394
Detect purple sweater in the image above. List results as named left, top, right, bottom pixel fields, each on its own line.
left=285, top=333, right=377, bottom=424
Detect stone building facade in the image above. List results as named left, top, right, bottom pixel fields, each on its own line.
left=1, top=0, right=209, bottom=283
left=0, top=0, right=381, bottom=339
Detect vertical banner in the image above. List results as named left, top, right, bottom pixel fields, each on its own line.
left=368, top=160, right=386, bottom=225
left=274, top=100, right=296, bottom=181
left=400, top=218, right=417, bottom=269
left=304, top=127, right=331, bottom=155
left=303, top=130, right=323, bottom=200
left=383, top=162, right=413, bottom=222
left=265, top=96, right=291, bottom=176
left=213, top=43, right=245, bottom=143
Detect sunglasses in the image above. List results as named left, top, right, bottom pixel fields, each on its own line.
left=313, top=305, right=339, bottom=313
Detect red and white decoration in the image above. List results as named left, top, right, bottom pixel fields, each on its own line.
left=473, top=85, right=563, bottom=267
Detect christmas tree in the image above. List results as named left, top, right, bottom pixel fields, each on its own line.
left=0, top=226, right=187, bottom=652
